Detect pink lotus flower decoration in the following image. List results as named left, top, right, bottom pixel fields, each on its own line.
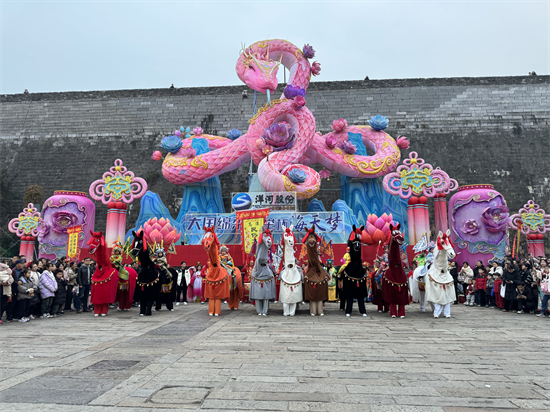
left=331, top=118, right=347, bottom=132
left=461, top=219, right=480, bottom=235
left=255, top=138, right=266, bottom=150
left=262, top=145, right=273, bottom=155
left=139, top=217, right=181, bottom=246
left=152, top=151, right=163, bottom=161
left=193, top=127, right=203, bottom=136
left=293, top=95, right=306, bottom=108
left=50, top=211, right=79, bottom=234
left=339, top=140, right=356, bottom=154
left=311, top=61, right=321, bottom=76
left=181, top=147, right=196, bottom=158
left=319, top=170, right=331, bottom=179
left=361, top=213, right=394, bottom=245
left=396, top=136, right=410, bottom=149
left=325, top=135, right=337, bottom=149
left=481, top=206, right=509, bottom=233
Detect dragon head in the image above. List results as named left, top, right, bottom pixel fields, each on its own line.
left=240, top=45, right=281, bottom=94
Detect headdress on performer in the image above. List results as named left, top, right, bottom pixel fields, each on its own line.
left=302, top=225, right=321, bottom=244
left=327, top=259, right=333, bottom=265
left=220, top=245, right=228, bottom=253
left=258, top=227, right=272, bottom=244
left=348, top=225, right=363, bottom=242
left=112, top=240, right=123, bottom=255
left=281, top=226, right=297, bottom=244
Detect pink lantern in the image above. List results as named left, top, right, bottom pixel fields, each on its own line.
left=138, top=217, right=181, bottom=246
left=361, top=213, right=395, bottom=245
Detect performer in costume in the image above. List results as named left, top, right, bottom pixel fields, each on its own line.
left=220, top=245, right=243, bottom=310
left=371, top=257, right=389, bottom=313
left=154, top=247, right=175, bottom=311
left=326, top=260, right=337, bottom=302
left=342, top=225, right=368, bottom=317
left=336, top=247, right=350, bottom=310
left=131, top=231, right=160, bottom=316
left=425, top=230, right=456, bottom=318
left=250, top=227, right=276, bottom=315
left=111, top=241, right=137, bottom=311
left=88, top=231, right=120, bottom=317
left=202, top=227, right=231, bottom=316
left=381, top=224, right=409, bottom=318
left=302, top=225, right=329, bottom=316
left=242, top=259, right=254, bottom=303
left=278, top=225, right=303, bottom=316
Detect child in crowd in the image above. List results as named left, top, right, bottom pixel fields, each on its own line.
left=39, top=263, right=57, bottom=318
left=464, top=279, right=475, bottom=306
left=474, top=268, right=488, bottom=307
left=485, top=272, right=495, bottom=308
left=52, top=270, right=67, bottom=317
left=493, top=272, right=505, bottom=309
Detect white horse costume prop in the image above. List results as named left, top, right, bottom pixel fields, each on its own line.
left=279, top=225, right=303, bottom=316
left=425, top=230, right=456, bottom=318
left=412, top=265, right=428, bottom=312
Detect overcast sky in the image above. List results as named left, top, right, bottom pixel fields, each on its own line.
left=1, top=1, right=548, bottom=94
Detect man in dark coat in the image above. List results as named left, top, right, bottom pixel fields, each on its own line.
left=502, top=264, right=521, bottom=312
left=515, top=282, right=535, bottom=313
left=342, top=226, right=368, bottom=317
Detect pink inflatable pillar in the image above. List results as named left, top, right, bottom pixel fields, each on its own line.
left=434, top=193, right=448, bottom=234
left=412, top=196, right=425, bottom=243
left=116, top=203, right=128, bottom=244
left=527, top=234, right=545, bottom=257
left=407, top=197, right=418, bottom=245
left=106, top=202, right=120, bottom=247
left=418, top=196, right=430, bottom=242
left=20, top=236, right=35, bottom=262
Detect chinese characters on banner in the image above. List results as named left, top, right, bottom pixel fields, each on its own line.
left=182, top=211, right=346, bottom=245
left=66, top=225, right=83, bottom=261
left=233, top=192, right=297, bottom=211
left=235, top=208, right=270, bottom=254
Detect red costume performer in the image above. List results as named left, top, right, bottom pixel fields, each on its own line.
left=202, top=227, right=230, bottom=316
left=88, top=231, right=120, bottom=316
left=110, top=241, right=137, bottom=311
left=381, top=224, right=409, bottom=318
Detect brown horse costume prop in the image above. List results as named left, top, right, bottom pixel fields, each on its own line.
left=381, top=223, right=409, bottom=318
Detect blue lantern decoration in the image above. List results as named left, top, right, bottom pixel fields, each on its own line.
left=227, top=129, right=242, bottom=140
left=161, top=135, right=183, bottom=153
left=369, top=115, right=389, bottom=131
left=288, top=168, right=307, bottom=184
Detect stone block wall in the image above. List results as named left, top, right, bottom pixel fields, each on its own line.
left=1, top=75, right=548, bottom=249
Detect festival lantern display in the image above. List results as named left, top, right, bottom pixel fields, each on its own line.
left=137, top=217, right=181, bottom=247
left=448, top=184, right=510, bottom=266
left=152, top=39, right=409, bottom=200
left=38, top=191, right=96, bottom=260
left=383, top=152, right=458, bottom=243
left=8, top=203, right=43, bottom=261
left=361, top=213, right=395, bottom=245
left=89, top=159, right=147, bottom=246
left=509, top=200, right=550, bottom=257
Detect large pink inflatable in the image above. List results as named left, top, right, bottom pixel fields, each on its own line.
left=154, top=39, right=409, bottom=199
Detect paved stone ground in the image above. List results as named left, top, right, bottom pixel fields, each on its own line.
left=1, top=302, right=549, bottom=412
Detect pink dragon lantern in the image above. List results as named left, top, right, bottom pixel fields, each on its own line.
left=89, top=159, right=147, bottom=247
left=137, top=217, right=181, bottom=247
left=153, top=39, right=409, bottom=200
left=8, top=203, right=43, bottom=261
left=383, top=152, right=458, bottom=244
left=361, top=213, right=395, bottom=245
left=38, top=191, right=96, bottom=260
left=510, top=200, right=550, bottom=257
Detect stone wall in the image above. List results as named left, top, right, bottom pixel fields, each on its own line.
left=1, top=75, right=549, bottom=248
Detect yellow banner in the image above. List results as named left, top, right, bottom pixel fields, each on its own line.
left=242, top=218, right=264, bottom=254
left=66, top=225, right=83, bottom=259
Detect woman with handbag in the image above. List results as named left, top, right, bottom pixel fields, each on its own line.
left=537, top=259, right=550, bottom=317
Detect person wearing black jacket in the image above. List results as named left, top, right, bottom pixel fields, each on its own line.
left=450, top=262, right=459, bottom=304
left=502, top=264, right=521, bottom=312
left=514, top=282, right=535, bottom=313
left=176, top=261, right=188, bottom=305
left=75, top=258, right=93, bottom=313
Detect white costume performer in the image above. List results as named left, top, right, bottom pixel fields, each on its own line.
left=425, top=230, right=456, bottom=318
left=279, top=225, right=303, bottom=316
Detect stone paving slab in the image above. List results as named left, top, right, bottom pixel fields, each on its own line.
left=0, top=302, right=549, bottom=411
